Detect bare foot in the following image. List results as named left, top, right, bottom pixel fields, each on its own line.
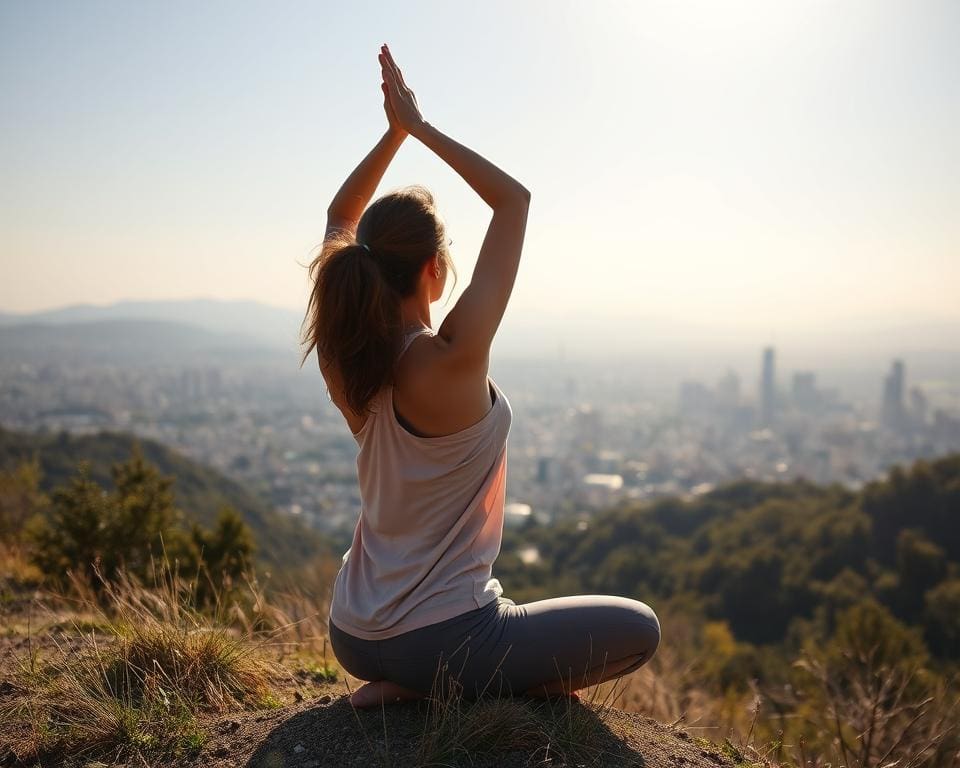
left=349, top=680, right=426, bottom=709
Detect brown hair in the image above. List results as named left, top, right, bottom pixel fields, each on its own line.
left=299, top=185, right=458, bottom=416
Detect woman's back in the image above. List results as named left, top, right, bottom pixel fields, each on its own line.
left=329, top=325, right=514, bottom=641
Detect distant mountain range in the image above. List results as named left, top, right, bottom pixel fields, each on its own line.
left=1, top=298, right=959, bottom=378
left=0, top=318, right=299, bottom=366
left=0, top=299, right=309, bottom=365
left=0, top=299, right=304, bottom=352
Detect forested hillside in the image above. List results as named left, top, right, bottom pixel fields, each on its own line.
left=0, top=425, right=336, bottom=573
left=499, top=453, right=960, bottom=660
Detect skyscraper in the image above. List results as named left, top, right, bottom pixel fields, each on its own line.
left=882, top=359, right=906, bottom=430
left=760, top=347, right=776, bottom=426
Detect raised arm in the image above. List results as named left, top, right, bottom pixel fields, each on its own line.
left=325, top=126, right=405, bottom=237
left=417, top=121, right=530, bottom=364
left=324, top=63, right=411, bottom=237
left=380, top=45, right=531, bottom=368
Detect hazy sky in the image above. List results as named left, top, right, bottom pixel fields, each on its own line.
left=2, top=0, right=958, bottom=337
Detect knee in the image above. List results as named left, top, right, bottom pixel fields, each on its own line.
left=629, top=601, right=661, bottom=661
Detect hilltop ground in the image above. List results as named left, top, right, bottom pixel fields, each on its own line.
left=178, top=682, right=732, bottom=768
left=0, top=603, right=742, bottom=768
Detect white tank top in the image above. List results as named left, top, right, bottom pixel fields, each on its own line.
left=328, top=326, right=513, bottom=640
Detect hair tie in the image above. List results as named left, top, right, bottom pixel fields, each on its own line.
left=359, top=242, right=372, bottom=255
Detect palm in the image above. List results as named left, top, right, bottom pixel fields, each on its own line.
left=379, top=45, right=424, bottom=134
left=382, top=83, right=403, bottom=133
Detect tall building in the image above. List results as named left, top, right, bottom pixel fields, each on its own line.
left=882, top=359, right=906, bottom=430
left=760, top=347, right=776, bottom=426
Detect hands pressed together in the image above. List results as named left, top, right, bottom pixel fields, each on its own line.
left=379, top=43, right=426, bottom=137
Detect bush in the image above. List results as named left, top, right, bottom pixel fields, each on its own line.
left=0, top=458, right=49, bottom=544
left=23, top=444, right=255, bottom=607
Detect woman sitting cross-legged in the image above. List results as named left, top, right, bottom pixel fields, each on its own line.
left=302, top=43, right=661, bottom=709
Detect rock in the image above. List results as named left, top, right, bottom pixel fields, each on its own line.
left=217, top=719, right=241, bottom=734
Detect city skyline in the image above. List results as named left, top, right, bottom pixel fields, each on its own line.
left=3, top=331, right=955, bottom=535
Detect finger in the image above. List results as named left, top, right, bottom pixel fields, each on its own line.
left=382, top=67, right=399, bottom=93
left=379, top=53, right=398, bottom=85
left=383, top=46, right=407, bottom=88
left=380, top=46, right=405, bottom=89
left=385, top=52, right=408, bottom=90
left=380, top=67, right=398, bottom=94
left=378, top=49, right=395, bottom=78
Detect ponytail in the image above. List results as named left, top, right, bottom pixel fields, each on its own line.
left=299, top=232, right=402, bottom=416
left=299, top=185, right=458, bottom=417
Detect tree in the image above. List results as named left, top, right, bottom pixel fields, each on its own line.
left=0, top=458, right=49, bottom=544
left=181, top=505, right=256, bottom=608
left=923, top=579, right=960, bottom=658
left=793, top=601, right=946, bottom=768
left=863, top=455, right=960, bottom=564
left=23, top=442, right=258, bottom=610
left=105, top=442, right=184, bottom=579
left=25, top=462, right=112, bottom=591
left=894, top=528, right=947, bottom=622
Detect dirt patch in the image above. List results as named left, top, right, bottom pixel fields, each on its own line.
left=175, top=680, right=735, bottom=768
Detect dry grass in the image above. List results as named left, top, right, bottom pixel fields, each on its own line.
left=1, top=555, right=287, bottom=764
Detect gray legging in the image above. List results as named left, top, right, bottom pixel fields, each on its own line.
left=328, top=594, right=661, bottom=701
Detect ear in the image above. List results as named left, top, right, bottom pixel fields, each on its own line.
left=424, top=255, right=441, bottom=279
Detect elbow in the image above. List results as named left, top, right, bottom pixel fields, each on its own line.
left=509, top=186, right=531, bottom=207
left=493, top=186, right=531, bottom=212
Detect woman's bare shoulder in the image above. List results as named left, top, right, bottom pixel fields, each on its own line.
left=405, top=330, right=489, bottom=382
left=395, top=332, right=493, bottom=435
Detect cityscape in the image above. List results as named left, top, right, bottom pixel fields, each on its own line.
left=2, top=331, right=958, bottom=545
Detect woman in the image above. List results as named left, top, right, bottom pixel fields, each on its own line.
left=301, top=44, right=660, bottom=709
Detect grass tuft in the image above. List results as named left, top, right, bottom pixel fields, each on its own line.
left=0, top=554, right=283, bottom=764
left=413, top=668, right=546, bottom=765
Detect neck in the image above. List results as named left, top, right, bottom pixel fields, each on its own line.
left=399, top=291, right=432, bottom=332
